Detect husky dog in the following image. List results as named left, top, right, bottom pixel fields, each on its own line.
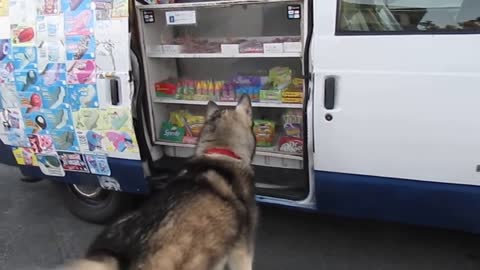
left=61, top=95, right=257, bottom=270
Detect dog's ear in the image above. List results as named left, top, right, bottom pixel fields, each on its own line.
left=206, top=101, right=219, bottom=119
left=236, top=94, right=252, bottom=122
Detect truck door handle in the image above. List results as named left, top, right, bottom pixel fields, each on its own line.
left=110, top=78, right=120, bottom=105
left=324, top=77, right=336, bottom=110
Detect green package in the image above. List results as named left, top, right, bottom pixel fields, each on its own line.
left=160, top=122, right=185, bottom=142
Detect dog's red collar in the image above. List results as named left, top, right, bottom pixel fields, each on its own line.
left=204, top=148, right=242, bottom=160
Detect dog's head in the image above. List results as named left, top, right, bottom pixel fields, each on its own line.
left=196, top=94, right=256, bottom=163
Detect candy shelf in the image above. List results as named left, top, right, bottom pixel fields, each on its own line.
left=147, top=51, right=302, bottom=58
left=139, top=0, right=302, bottom=10
left=157, top=140, right=303, bottom=169
left=137, top=0, right=306, bottom=171
left=153, top=98, right=303, bottom=109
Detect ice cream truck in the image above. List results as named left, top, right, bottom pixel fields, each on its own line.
left=0, top=0, right=480, bottom=233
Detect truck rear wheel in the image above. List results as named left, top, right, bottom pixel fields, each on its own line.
left=61, top=183, right=133, bottom=224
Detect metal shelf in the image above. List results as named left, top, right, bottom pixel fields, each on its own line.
left=154, top=98, right=303, bottom=109
left=138, top=0, right=302, bottom=10
left=147, top=51, right=302, bottom=58
left=155, top=140, right=303, bottom=161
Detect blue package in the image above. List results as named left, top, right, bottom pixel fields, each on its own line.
left=84, top=153, right=111, bottom=176
left=17, top=90, right=43, bottom=115
left=23, top=107, right=74, bottom=135
left=50, top=127, right=80, bottom=152
left=0, top=83, right=20, bottom=109
left=39, top=63, right=67, bottom=87
left=14, top=70, right=41, bottom=92
left=67, top=84, right=99, bottom=111
left=0, top=39, right=12, bottom=63
left=40, top=85, right=67, bottom=109
left=63, top=0, right=95, bottom=36
left=12, top=47, right=38, bottom=71
left=66, top=35, right=95, bottom=60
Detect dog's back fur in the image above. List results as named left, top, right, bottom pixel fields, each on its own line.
left=61, top=95, right=257, bottom=270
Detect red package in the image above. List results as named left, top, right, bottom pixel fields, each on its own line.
left=182, top=136, right=198, bottom=145
left=155, top=81, right=177, bottom=96
left=278, top=136, right=303, bottom=154
left=18, top=28, right=35, bottom=43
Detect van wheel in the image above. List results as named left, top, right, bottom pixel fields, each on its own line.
left=62, top=183, right=133, bottom=224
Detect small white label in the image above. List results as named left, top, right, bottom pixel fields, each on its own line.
left=162, top=45, right=182, bottom=54
left=221, top=44, right=239, bottom=55
left=166, top=10, right=197, bottom=25
left=283, top=42, right=302, bottom=53
left=263, top=43, right=284, bottom=54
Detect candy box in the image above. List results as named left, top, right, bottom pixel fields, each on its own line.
left=282, top=110, right=303, bottom=138
left=160, top=122, right=184, bottom=142
left=253, top=120, right=275, bottom=147
left=282, top=97, right=303, bottom=104
left=278, top=136, right=303, bottom=154
left=260, top=83, right=282, bottom=103
left=269, top=67, right=292, bottom=90
left=155, top=80, right=177, bottom=98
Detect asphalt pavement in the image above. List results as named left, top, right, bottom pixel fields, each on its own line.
left=1, top=164, right=479, bottom=270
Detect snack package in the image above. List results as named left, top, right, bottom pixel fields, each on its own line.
left=278, top=136, right=303, bottom=154
left=155, top=79, right=177, bottom=98
left=282, top=77, right=304, bottom=104
left=239, top=39, right=263, bottom=53
left=169, top=110, right=205, bottom=137
left=260, top=82, right=282, bottom=103
left=183, top=114, right=205, bottom=137
left=269, top=67, right=292, bottom=90
left=282, top=110, right=303, bottom=138
left=159, top=122, right=185, bottom=142
left=233, top=75, right=264, bottom=102
left=220, top=81, right=236, bottom=101
left=253, top=120, right=276, bottom=147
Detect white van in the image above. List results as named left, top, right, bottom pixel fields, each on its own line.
left=1, top=0, right=479, bottom=233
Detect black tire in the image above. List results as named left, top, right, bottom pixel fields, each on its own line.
left=61, top=183, right=133, bottom=224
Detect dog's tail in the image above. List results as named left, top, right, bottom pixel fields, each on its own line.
left=56, top=257, right=119, bottom=270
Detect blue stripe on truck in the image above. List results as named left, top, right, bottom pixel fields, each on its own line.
left=314, top=171, right=480, bottom=234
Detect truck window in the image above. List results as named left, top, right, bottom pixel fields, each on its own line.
left=337, top=0, right=480, bottom=34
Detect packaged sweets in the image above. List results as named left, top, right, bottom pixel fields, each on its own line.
left=233, top=75, right=263, bottom=102
left=155, top=79, right=177, bottom=98
left=282, top=77, right=303, bottom=103
left=221, top=82, right=235, bottom=101
left=282, top=110, right=303, bottom=138
left=269, top=67, right=292, bottom=90
left=169, top=110, right=204, bottom=137
left=253, top=119, right=276, bottom=147
left=183, top=114, right=205, bottom=137
left=160, top=122, right=185, bottom=142
left=260, top=82, right=282, bottom=103
left=278, top=136, right=303, bottom=154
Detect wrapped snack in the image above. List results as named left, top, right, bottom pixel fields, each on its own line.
left=160, top=122, right=185, bottom=142
left=221, top=81, right=235, bottom=101
left=169, top=110, right=205, bottom=138
left=239, top=39, right=264, bottom=53
left=233, top=75, right=263, bottom=102
left=183, top=114, right=205, bottom=137
left=278, top=136, right=303, bottom=154
left=260, top=82, right=282, bottom=103
left=282, top=110, right=303, bottom=138
left=253, top=120, right=276, bottom=147
left=282, top=77, right=304, bottom=104
left=269, top=67, right=292, bottom=90
left=155, top=78, right=177, bottom=98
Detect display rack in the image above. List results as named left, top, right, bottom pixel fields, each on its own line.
left=137, top=0, right=305, bottom=169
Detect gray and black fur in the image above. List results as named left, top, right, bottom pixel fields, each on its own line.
left=60, top=95, right=257, bottom=270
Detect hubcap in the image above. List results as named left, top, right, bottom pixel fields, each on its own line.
left=71, top=184, right=103, bottom=198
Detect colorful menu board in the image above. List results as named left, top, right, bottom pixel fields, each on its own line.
left=0, top=0, right=139, bottom=176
